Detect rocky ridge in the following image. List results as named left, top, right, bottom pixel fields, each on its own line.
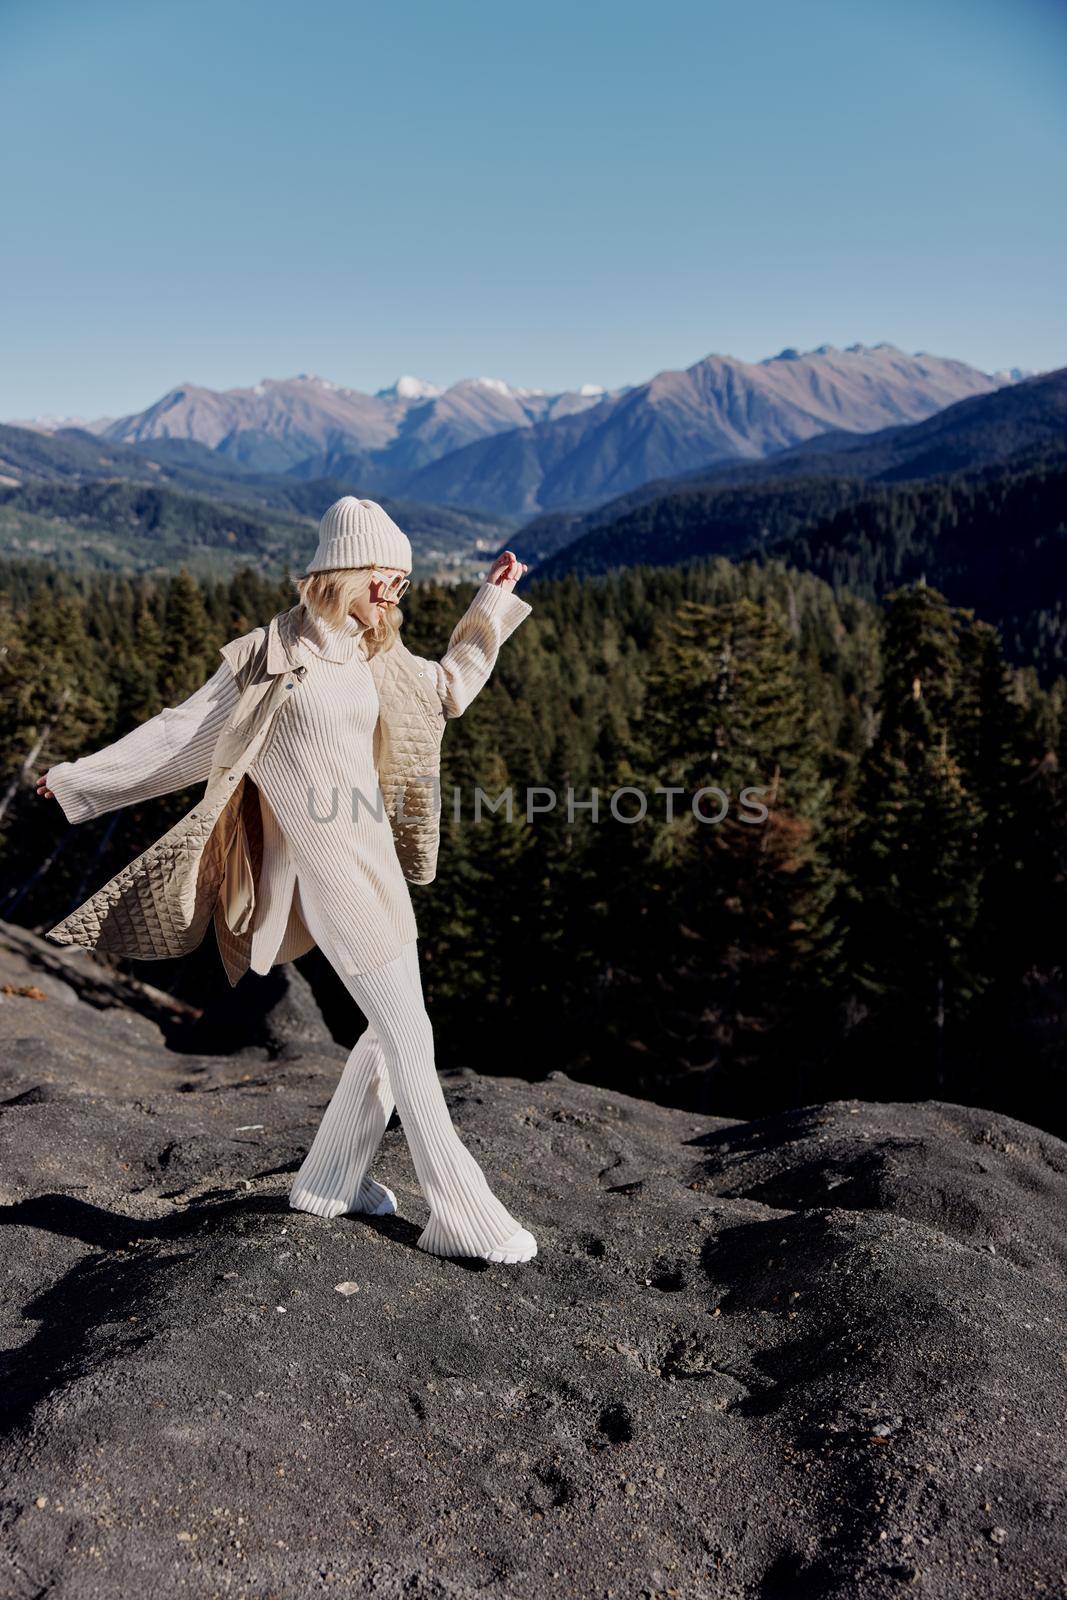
left=0, top=919, right=1064, bottom=1599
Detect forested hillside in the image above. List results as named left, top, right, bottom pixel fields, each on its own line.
left=3, top=557, right=1063, bottom=1136
left=0, top=424, right=515, bottom=581
left=531, top=476, right=875, bottom=572
left=534, top=443, right=1067, bottom=680
left=0, top=479, right=310, bottom=573
left=764, top=444, right=1067, bottom=672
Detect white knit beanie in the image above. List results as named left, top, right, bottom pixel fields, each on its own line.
left=303, top=497, right=412, bottom=576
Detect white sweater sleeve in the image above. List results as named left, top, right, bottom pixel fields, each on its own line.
left=45, top=661, right=241, bottom=826
left=414, top=581, right=532, bottom=720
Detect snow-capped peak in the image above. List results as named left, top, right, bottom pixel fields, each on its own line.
left=377, top=375, right=443, bottom=401
left=247, top=375, right=344, bottom=397
left=471, top=376, right=517, bottom=397
left=577, top=382, right=606, bottom=397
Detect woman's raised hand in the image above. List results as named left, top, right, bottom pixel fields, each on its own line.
left=35, top=771, right=56, bottom=800
left=487, top=550, right=528, bottom=592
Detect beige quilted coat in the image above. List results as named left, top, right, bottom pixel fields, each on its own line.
left=46, top=603, right=457, bottom=987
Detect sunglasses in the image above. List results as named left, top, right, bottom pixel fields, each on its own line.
left=369, top=568, right=410, bottom=602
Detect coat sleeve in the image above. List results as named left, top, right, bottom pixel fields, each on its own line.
left=412, top=581, right=532, bottom=720
left=45, top=661, right=241, bottom=826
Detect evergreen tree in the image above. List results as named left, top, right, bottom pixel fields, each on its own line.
left=616, top=595, right=836, bottom=1110
left=160, top=569, right=214, bottom=703
left=844, top=585, right=985, bottom=1091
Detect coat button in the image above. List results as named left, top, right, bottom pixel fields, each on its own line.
left=285, top=680, right=294, bottom=689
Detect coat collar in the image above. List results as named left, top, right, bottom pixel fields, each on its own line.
left=265, top=608, right=301, bottom=676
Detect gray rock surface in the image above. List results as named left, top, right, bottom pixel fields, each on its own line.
left=1, top=920, right=1064, bottom=1599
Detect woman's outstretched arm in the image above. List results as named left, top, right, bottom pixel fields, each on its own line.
left=38, top=660, right=241, bottom=825
left=415, top=551, right=532, bottom=719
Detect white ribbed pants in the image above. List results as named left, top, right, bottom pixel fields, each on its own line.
left=288, top=877, right=524, bottom=1256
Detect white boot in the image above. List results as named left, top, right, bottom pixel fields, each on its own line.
left=290, top=1174, right=397, bottom=1219
left=481, top=1227, right=538, bottom=1264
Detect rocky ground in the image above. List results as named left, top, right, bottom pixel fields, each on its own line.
left=0, top=917, right=1065, bottom=1600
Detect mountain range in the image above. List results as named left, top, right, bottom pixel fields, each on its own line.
left=8, top=343, right=1026, bottom=517
left=522, top=365, right=1067, bottom=566
left=523, top=368, right=1067, bottom=679
left=2, top=362, right=1064, bottom=677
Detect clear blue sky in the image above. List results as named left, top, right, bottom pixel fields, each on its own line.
left=2, top=0, right=1064, bottom=419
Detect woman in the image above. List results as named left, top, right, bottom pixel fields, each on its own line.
left=37, top=496, right=538, bottom=1266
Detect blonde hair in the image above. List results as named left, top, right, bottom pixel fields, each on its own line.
left=292, top=566, right=403, bottom=659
